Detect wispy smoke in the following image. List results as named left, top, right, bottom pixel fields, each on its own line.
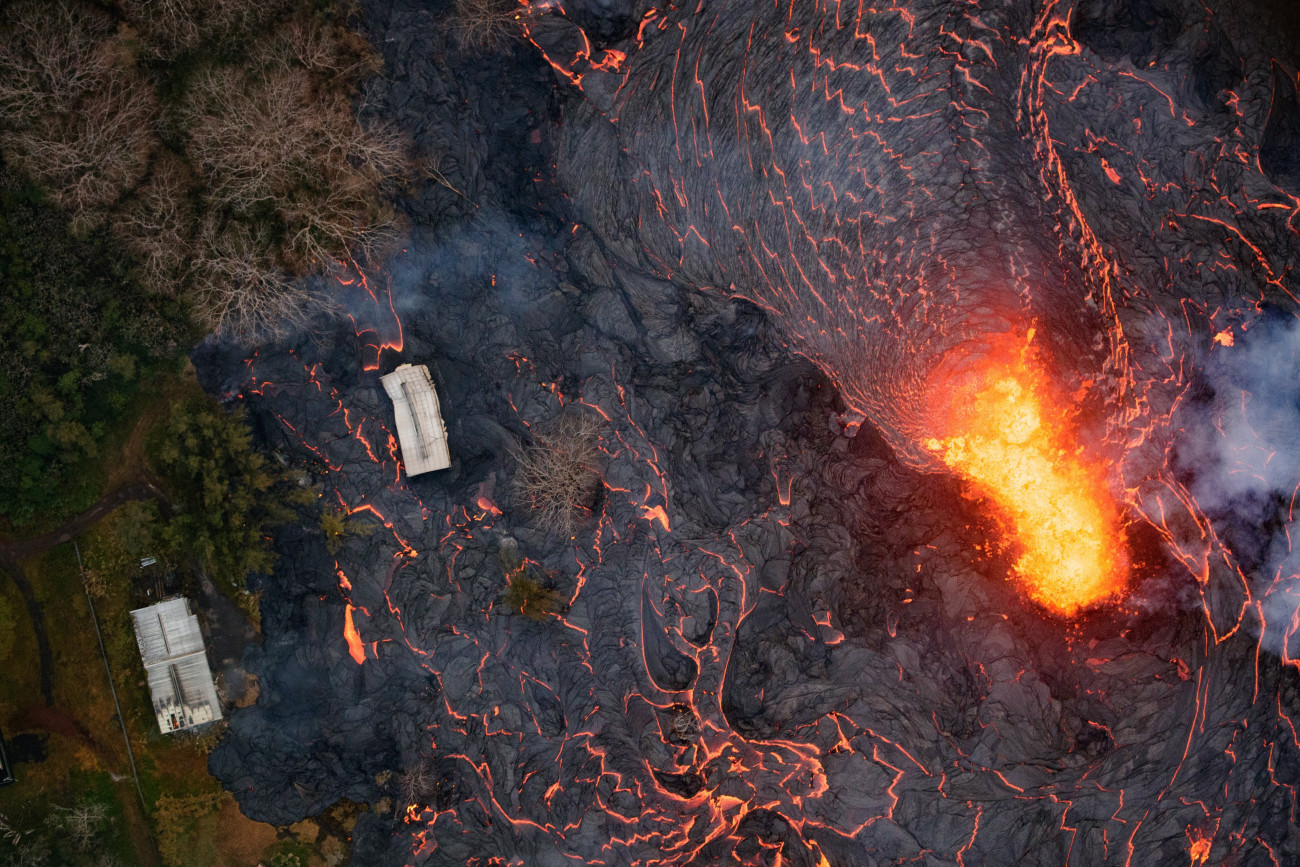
left=1177, top=313, right=1300, bottom=656
left=326, top=209, right=558, bottom=344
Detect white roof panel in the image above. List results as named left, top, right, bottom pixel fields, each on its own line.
left=381, top=364, right=451, bottom=475
left=129, top=598, right=223, bottom=733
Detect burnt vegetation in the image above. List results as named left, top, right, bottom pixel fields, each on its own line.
left=0, top=0, right=415, bottom=525
left=0, top=0, right=410, bottom=339
left=510, top=411, right=605, bottom=541
left=447, top=0, right=526, bottom=52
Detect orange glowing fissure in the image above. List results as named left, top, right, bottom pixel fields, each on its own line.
left=923, top=330, right=1127, bottom=615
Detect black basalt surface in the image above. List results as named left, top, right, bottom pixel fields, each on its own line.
left=203, top=1, right=1300, bottom=864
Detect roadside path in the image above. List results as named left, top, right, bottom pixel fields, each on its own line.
left=0, top=482, right=166, bottom=705
left=1, top=482, right=168, bottom=867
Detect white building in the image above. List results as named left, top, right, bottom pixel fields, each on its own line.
left=129, top=598, right=222, bottom=734
left=381, top=363, right=451, bottom=475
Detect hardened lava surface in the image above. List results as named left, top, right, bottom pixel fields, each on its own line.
left=204, top=0, right=1300, bottom=864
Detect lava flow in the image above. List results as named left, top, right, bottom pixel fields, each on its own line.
left=924, top=330, right=1126, bottom=615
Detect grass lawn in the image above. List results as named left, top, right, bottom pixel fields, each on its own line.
left=0, top=366, right=360, bottom=867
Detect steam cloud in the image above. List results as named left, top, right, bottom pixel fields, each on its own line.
left=1178, top=316, right=1300, bottom=656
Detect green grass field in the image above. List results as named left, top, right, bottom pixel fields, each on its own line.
left=0, top=367, right=360, bottom=867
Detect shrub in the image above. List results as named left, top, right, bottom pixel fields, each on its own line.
left=498, top=550, right=563, bottom=621
left=448, top=0, right=525, bottom=52
left=501, top=574, right=562, bottom=621
left=152, top=792, right=222, bottom=867
left=511, top=412, right=604, bottom=540
left=319, top=506, right=374, bottom=555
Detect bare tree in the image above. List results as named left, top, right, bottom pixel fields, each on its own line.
left=0, top=1, right=157, bottom=223
left=0, top=1, right=115, bottom=123
left=4, top=75, right=158, bottom=223
left=0, top=0, right=412, bottom=338
left=189, top=217, right=328, bottom=338
left=512, top=412, right=606, bottom=540
left=184, top=66, right=406, bottom=232
left=183, top=67, right=306, bottom=206
left=448, top=0, right=525, bottom=52
left=253, top=15, right=381, bottom=83
left=394, top=758, right=439, bottom=809
left=113, top=151, right=196, bottom=296
left=114, top=0, right=290, bottom=60
left=179, top=43, right=409, bottom=335
left=47, top=800, right=110, bottom=852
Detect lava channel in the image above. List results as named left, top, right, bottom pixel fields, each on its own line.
left=923, top=329, right=1127, bottom=615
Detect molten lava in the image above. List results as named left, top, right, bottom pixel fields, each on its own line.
left=924, top=331, right=1126, bottom=615
left=1187, top=829, right=1212, bottom=866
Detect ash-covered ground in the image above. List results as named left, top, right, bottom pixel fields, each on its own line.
left=200, top=0, right=1300, bottom=864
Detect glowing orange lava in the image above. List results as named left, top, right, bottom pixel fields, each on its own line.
left=1186, top=828, right=1212, bottom=865
left=923, top=331, right=1126, bottom=615
left=344, top=604, right=366, bottom=665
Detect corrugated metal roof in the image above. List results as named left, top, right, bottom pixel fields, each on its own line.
left=382, top=363, right=451, bottom=475
left=129, top=598, right=223, bottom=733
left=131, top=598, right=206, bottom=663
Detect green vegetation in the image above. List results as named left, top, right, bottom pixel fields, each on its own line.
left=0, top=171, right=190, bottom=528
left=319, top=506, right=375, bottom=555
left=0, top=0, right=411, bottom=523
left=0, top=785, right=133, bottom=867
left=152, top=792, right=224, bottom=866
left=0, top=513, right=362, bottom=866
left=501, top=575, right=562, bottom=621
left=147, top=396, right=296, bottom=588
left=0, top=0, right=405, bottom=862
left=0, top=543, right=173, bottom=867
left=265, top=838, right=314, bottom=867
left=499, top=550, right=564, bottom=622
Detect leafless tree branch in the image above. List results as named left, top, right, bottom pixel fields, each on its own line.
left=0, top=1, right=157, bottom=222
left=448, top=0, right=525, bottom=52
left=114, top=152, right=196, bottom=296
left=0, top=1, right=116, bottom=123
left=512, top=412, right=606, bottom=540
left=189, top=217, right=327, bottom=340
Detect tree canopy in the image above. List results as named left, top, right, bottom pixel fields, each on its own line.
left=148, top=397, right=297, bottom=586
left=0, top=0, right=409, bottom=339
left=0, top=170, right=188, bottom=526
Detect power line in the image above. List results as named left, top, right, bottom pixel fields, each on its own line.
left=73, top=541, right=148, bottom=816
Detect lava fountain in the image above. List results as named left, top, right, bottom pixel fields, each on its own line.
left=522, top=0, right=1149, bottom=616
left=922, top=329, right=1126, bottom=614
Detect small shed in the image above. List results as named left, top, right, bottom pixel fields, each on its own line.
left=381, top=363, right=451, bottom=475
left=129, top=598, right=222, bottom=734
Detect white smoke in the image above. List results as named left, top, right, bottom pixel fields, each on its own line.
left=1177, top=314, right=1300, bottom=657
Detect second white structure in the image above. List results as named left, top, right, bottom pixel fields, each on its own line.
left=381, top=363, right=451, bottom=475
